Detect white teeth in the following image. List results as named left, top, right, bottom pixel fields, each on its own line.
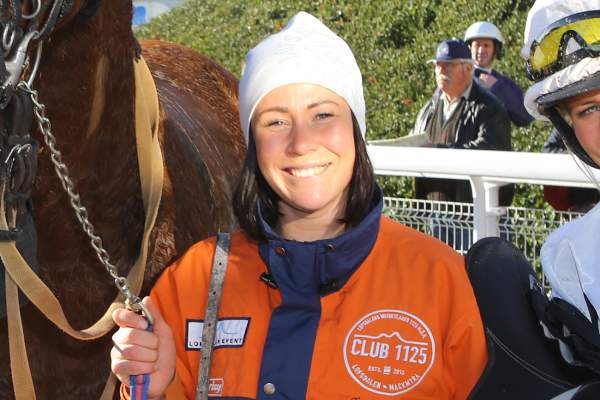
left=289, top=165, right=327, bottom=177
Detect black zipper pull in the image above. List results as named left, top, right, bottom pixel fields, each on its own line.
left=260, top=272, right=278, bottom=289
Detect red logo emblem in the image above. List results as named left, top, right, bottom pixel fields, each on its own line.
left=208, top=378, right=224, bottom=396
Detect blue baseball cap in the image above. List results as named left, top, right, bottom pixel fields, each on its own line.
left=428, top=39, right=473, bottom=63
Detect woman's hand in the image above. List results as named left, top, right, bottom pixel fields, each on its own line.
left=111, top=296, right=176, bottom=399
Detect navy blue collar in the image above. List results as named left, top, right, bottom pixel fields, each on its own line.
left=257, top=184, right=383, bottom=295
left=253, top=185, right=383, bottom=398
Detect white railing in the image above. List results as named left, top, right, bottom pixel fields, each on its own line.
left=367, top=145, right=600, bottom=242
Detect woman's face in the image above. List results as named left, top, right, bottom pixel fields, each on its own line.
left=251, top=83, right=356, bottom=220
left=565, top=88, right=600, bottom=166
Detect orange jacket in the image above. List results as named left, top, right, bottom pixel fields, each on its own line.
left=144, top=213, right=487, bottom=399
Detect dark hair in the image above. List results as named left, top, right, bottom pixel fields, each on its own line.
left=232, top=114, right=375, bottom=241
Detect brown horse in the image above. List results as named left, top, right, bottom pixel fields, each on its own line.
left=0, top=0, right=245, bottom=398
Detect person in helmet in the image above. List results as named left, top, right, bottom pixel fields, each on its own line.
left=523, top=0, right=600, bottom=374
left=465, top=21, right=535, bottom=127
left=466, top=2, right=600, bottom=398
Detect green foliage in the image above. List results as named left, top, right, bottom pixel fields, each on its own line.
left=137, top=0, right=551, bottom=205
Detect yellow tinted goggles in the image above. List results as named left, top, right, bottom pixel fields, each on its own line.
left=527, top=11, right=600, bottom=81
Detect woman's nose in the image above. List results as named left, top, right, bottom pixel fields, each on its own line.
left=287, top=122, right=318, bottom=155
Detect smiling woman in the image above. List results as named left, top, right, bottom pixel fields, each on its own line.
left=251, top=83, right=356, bottom=241
left=111, top=11, right=488, bottom=400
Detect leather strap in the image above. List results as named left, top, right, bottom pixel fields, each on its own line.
left=195, top=233, right=231, bottom=400
left=2, top=56, right=163, bottom=399
left=6, top=267, right=35, bottom=399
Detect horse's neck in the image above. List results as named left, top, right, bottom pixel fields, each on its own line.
left=33, top=2, right=144, bottom=259
left=38, top=1, right=135, bottom=161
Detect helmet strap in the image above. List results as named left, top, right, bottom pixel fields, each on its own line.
left=495, top=40, right=503, bottom=60
left=546, top=107, right=599, bottom=169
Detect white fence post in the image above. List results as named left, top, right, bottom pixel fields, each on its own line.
left=471, top=178, right=504, bottom=241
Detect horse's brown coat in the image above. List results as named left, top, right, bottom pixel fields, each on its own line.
left=0, top=1, right=245, bottom=398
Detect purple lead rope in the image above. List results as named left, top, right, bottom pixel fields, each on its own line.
left=130, top=322, right=154, bottom=400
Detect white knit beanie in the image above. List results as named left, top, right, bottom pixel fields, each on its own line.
left=239, top=11, right=366, bottom=144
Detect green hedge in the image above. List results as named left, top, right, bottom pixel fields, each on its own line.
left=137, top=0, right=550, bottom=208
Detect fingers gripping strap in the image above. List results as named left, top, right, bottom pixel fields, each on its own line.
left=130, top=323, right=154, bottom=400
left=196, top=233, right=231, bottom=400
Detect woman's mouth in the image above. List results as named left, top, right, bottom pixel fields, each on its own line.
left=286, top=163, right=331, bottom=178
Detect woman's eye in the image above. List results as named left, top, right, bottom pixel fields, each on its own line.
left=579, top=104, right=600, bottom=117
left=265, top=119, right=286, bottom=127
left=315, top=112, right=333, bottom=120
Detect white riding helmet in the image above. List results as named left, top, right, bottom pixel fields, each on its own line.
left=464, top=21, right=504, bottom=58
left=522, top=0, right=600, bottom=168
left=465, top=21, right=504, bottom=43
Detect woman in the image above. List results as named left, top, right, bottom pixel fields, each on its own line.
left=524, top=0, right=600, bottom=377
left=110, top=12, right=487, bottom=399
left=466, top=1, right=600, bottom=398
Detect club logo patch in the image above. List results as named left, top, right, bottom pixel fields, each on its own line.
left=343, top=309, right=435, bottom=396
left=186, top=318, right=250, bottom=350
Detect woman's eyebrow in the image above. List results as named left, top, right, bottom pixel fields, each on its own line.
left=573, top=100, right=597, bottom=109
left=255, top=106, right=288, bottom=119
left=307, top=100, right=339, bottom=109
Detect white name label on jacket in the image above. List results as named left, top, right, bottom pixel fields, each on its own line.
left=186, top=318, right=250, bottom=350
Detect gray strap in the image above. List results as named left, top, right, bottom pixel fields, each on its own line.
left=195, top=232, right=230, bottom=400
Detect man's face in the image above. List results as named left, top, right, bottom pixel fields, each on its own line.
left=434, top=60, right=472, bottom=99
left=470, top=38, right=495, bottom=68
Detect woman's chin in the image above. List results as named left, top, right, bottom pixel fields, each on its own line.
left=281, top=194, right=344, bottom=216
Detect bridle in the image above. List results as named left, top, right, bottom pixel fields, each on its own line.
left=0, top=0, right=75, bottom=107
left=0, top=0, right=103, bottom=105
left=1, top=0, right=153, bottom=319
left=0, top=1, right=164, bottom=398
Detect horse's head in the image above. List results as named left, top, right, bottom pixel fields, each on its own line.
left=0, top=1, right=104, bottom=106
left=0, top=2, right=245, bottom=397
left=0, top=0, right=110, bottom=319
left=34, top=0, right=104, bottom=32
left=1, top=1, right=104, bottom=34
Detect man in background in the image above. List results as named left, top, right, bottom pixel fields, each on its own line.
left=412, top=39, right=512, bottom=204
left=465, top=21, right=534, bottom=127
left=411, top=39, right=512, bottom=250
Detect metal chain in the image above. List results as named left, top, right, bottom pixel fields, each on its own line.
left=17, top=80, right=144, bottom=311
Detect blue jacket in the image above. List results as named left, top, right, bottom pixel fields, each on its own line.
left=475, top=68, right=534, bottom=127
